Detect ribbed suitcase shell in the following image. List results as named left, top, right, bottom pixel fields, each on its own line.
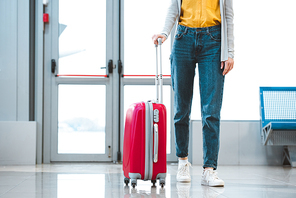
left=123, top=101, right=166, bottom=184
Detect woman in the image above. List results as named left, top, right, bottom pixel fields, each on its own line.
left=152, top=0, right=234, bottom=187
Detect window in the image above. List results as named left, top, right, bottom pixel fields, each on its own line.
left=191, top=1, right=296, bottom=120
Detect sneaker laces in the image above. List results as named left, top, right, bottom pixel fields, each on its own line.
left=212, top=171, right=220, bottom=180
left=203, top=170, right=220, bottom=181
left=178, top=162, right=191, bottom=176
left=209, top=170, right=221, bottom=181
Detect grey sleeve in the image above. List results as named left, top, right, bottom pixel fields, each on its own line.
left=225, top=0, right=234, bottom=59
left=160, top=0, right=179, bottom=39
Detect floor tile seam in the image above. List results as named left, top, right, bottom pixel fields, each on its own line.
left=0, top=174, right=36, bottom=196
left=207, top=187, right=229, bottom=198
left=0, top=185, right=19, bottom=197
left=217, top=192, right=228, bottom=198
left=253, top=173, right=296, bottom=187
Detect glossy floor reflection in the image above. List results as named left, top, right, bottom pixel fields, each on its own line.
left=0, top=164, right=295, bottom=198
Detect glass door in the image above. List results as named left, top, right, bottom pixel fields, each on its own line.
left=44, top=0, right=176, bottom=162
left=48, top=0, right=113, bottom=161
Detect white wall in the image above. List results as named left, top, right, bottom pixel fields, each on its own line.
left=0, top=121, right=36, bottom=165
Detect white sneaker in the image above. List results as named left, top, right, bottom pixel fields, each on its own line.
left=176, top=162, right=191, bottom=182
left=201, top=169, right=224, bottom=187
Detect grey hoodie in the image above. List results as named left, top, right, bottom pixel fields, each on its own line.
left=161, top=0, right=234, bottom=61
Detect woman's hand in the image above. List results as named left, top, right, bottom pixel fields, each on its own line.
left=221, top=57, right=234, bottom=76
left=152, top=34, right=167, bottom=45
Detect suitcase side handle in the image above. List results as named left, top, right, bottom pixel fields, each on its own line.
left=153, top=123, right=159, bottom=163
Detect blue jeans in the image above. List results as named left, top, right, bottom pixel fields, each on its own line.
left=171, top=25, right=224, bottom=169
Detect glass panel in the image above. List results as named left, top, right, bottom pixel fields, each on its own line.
left=58, top=85, right=106, bottom=154
left=124, top=0, right=171, bottom=75
left=58, top=0, right=106, bottom=75
left=58, top=174, right=105, bottom=197
left=124, top=85, right=171, bottom=154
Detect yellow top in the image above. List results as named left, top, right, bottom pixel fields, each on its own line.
left=179, top=0, right=221, bottom=28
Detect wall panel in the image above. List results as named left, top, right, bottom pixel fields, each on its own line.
left=0, top=0, right=18, bottom=121
left=191, top=121, right=283, bottom=166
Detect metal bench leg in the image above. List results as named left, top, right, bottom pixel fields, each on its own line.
left=283, top=146, right=296, bottom=167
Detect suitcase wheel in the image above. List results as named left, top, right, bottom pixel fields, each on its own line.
left=151, top=180, right=156, bottom=187
left=159, top=179, right=165, bottom=188
left=124, top=177, right=130, bottom=186
left=131, top=179, right=137, bottom=188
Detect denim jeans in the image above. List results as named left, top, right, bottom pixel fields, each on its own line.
left=171, top=24, right=224, bottom=169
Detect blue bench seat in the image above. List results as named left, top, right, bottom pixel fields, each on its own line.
left=265, top=122, right=296, bottom=130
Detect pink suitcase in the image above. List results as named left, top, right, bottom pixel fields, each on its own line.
left=123, top=39, right=167, bottom=188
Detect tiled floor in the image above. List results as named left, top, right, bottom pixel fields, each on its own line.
left=0, top=163, right=295, bottom=198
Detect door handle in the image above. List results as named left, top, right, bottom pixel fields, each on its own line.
left=101, top=60, right=113, bottom=74
left=51, top=59, right=56, bottom=74
left=108, top=59, right=113, bottom=74
left=108, top=146, right=111, bottom=158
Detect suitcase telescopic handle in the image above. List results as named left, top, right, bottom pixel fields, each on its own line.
left=153, top=123, right=159, bottom=163
left=155, top=38, right=163, bottom=104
